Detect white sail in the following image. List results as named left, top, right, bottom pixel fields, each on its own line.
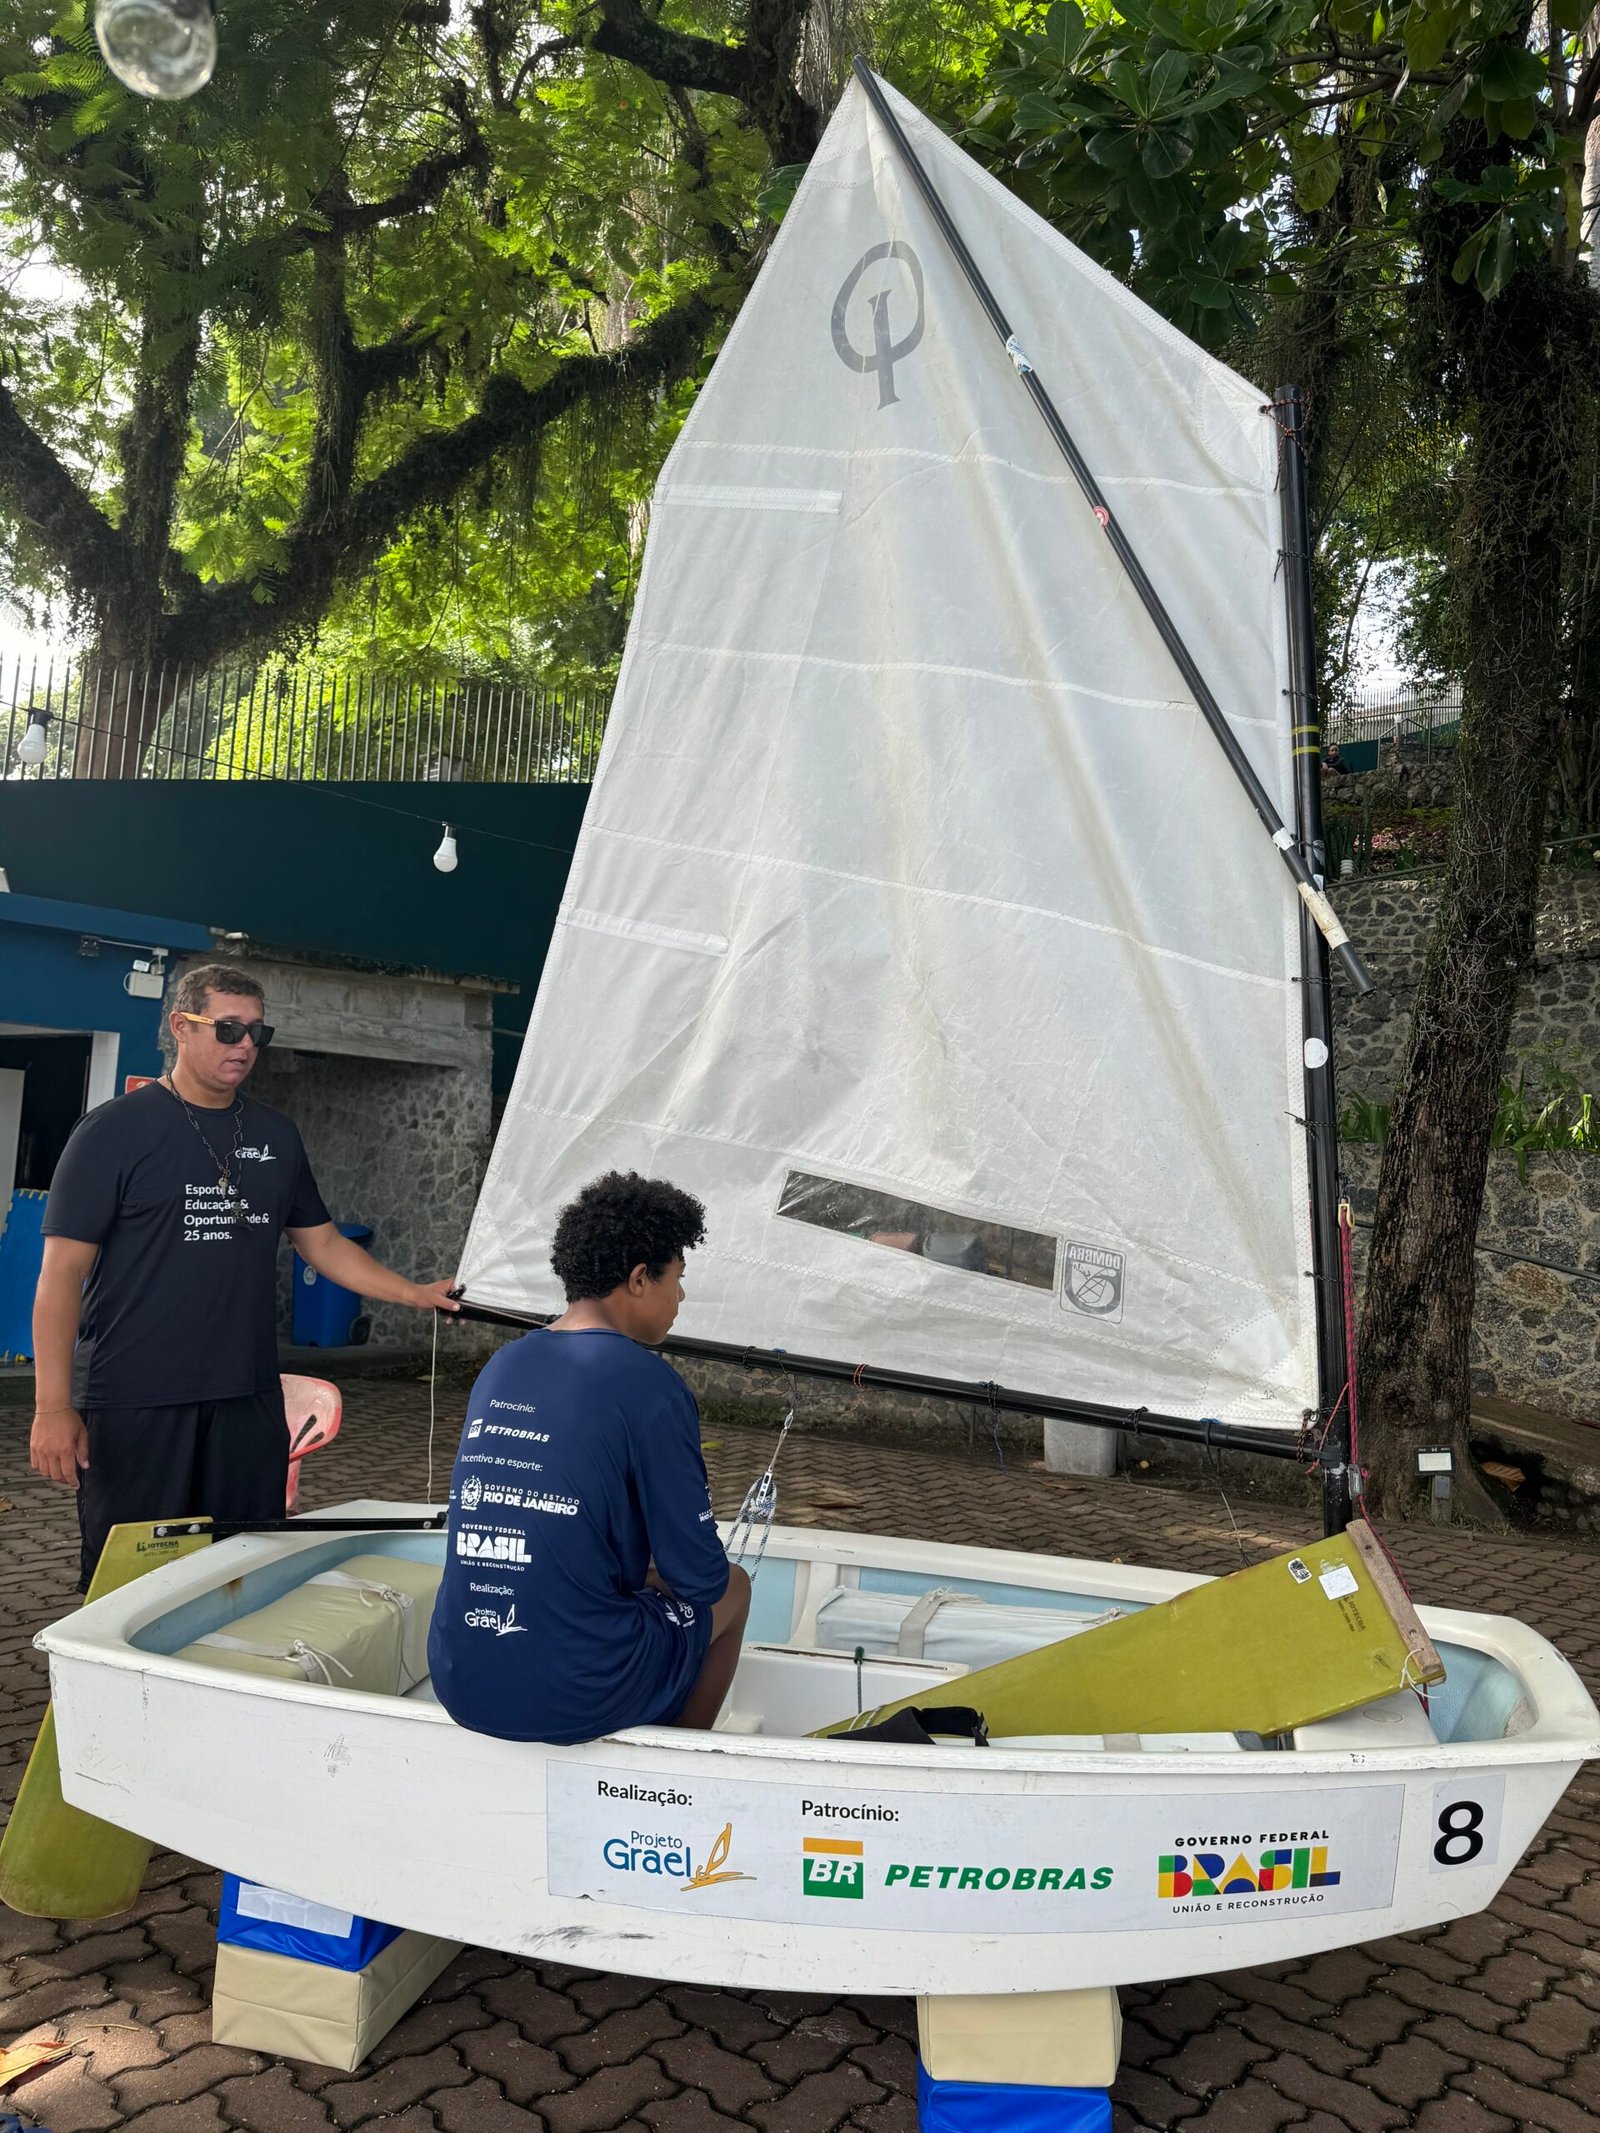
left=460, top=73, right=1317, bottom=1430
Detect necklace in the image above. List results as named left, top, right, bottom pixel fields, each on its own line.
left=161, top=1075, right=249, bottom=1204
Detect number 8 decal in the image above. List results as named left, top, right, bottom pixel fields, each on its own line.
left=1428, top=1775, right=1503, bottom=1874
left=1434, top=1799, right=1484, bottom=1865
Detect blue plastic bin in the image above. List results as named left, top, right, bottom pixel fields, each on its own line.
left=219, top=1876, right=401, bottom=1970
left=916, top=2062, right=1111, bottom=2133
left=292, top=1222, right=372, bottom=1346
left=0, top=1189, right=47, bottom=1362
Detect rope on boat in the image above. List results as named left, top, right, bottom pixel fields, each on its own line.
left=1339, top=1199, right=1363, bottom=1491
left=197, top=1632, right=355, bottom=1685
left=726, top=1407, right=795, bottom=1576
left=426, top=1307, right=441, bottom=1502
left=309, top=1571, right=414, bottom=1615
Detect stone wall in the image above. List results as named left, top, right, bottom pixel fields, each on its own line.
left=165, top=951, right=499, bottom=1351
left=1339, top=1145, right=1600, bottom=1423
left=253, top=1050, right=492, bottom=1348
left=1323, top=870, right=1600, bottom=1422
left=1332, top=871, right=1600, bottom=1104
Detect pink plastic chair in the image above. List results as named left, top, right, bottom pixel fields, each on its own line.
left=281, top=1374, right=343, bottom=1514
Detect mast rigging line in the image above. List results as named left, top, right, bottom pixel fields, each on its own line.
left=1277, top=383, right=1354, bottom=1538
left=449, top=1299, right=1312, bottom=1464
left=849, top=58, right=1374, bottom=1002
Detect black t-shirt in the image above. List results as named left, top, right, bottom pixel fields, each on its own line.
left=43, top=1082, right=330, bottom=1408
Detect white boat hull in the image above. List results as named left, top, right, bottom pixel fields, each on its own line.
left=39, top=1506, right=1599, bottom=1994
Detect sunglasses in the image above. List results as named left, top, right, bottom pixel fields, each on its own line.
left=179, top=1011, right=274, bottom=1050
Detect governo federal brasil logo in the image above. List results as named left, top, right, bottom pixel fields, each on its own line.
left=1159, top=1842, right=1342, bottom=1902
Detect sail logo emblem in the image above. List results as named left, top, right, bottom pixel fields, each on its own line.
left=802, top=1837, right=864, bottom=1899
left=831, top=241, right=925, bottom=409
left=1062, top=1240, right=1125, bottom=1322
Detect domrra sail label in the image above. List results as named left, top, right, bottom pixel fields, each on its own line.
left=546, top=1767, right=1403, bottom=1932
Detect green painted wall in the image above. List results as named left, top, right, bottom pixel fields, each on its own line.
left=0, top=782, right=589, bottom=1089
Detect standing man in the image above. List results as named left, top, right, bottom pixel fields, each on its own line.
left=30, top=964, right=460, bottom=1586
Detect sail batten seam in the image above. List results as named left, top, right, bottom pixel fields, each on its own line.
left=659, top=483, right=843, bottom=515
left=579, top=827, right=1289, bottom=990
left=561, top=908, right=730, bottom=958
left=635, top=639, right=1278, bottom=730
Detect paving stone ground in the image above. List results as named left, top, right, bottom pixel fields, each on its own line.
left=3, top=1380, right=1600, bottom=2133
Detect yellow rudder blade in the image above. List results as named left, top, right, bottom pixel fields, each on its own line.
left=0, top=1521, right=214, bottom=1920
left=813, top=1520, right=1443, bottom=1740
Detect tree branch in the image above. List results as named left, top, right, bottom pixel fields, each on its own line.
left=1569, top=35, right=1600, bottom=132
left=588, top=0, right=819, bottom=164
left=589, top=0, right=750, bottom=101
left=294, top=203, right=363, bottom=543
left=0, top=383, right=136, bottom=616
left=330, top=135, right=489, bottom=235
left=172, top=293, right=719, bottom=669
left=207, top=132, right=487, bottom=303
left=665, top=83, right=747, bottom=267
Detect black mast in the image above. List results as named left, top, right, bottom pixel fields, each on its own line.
left=1274, top=386, right=1356, bottom=1535
left=848, top=58, right=1374, bottom=1004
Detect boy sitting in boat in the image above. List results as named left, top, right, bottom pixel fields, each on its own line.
left=428, top=1172, right=750, bottom=1743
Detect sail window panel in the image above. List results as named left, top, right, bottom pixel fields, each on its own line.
left=777, top=1171, right=1057, bottom=1291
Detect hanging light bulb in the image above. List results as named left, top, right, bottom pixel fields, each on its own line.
left=95, top=0, right=217, bottom=99
left=433, top=825, right=459, bottom=874
left=17, top=713, right=50, bottom=767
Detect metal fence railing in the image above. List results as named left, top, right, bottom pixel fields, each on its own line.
left=0, top=654, right=612, bottom=783
left=1324, top=683, right=1463, bottom=767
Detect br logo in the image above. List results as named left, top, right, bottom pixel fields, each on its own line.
left=802, top=1837, right=864, bottom=1898
left=831, top=241, right=925, bottom=409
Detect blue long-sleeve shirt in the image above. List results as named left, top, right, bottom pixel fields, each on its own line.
left=427, top=1327, right=729, bottom=1743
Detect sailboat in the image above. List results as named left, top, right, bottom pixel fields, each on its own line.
left=31, top=68, right=1599, bottom=1993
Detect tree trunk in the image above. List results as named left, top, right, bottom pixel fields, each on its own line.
left=73, top=294, right=202, bottom=777
left=73, top=635, right=184, bottom=778
left=1358, top=249, right=1587, bottom=1518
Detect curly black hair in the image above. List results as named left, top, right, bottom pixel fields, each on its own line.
left=550, top=1171, right=708, bottom=1302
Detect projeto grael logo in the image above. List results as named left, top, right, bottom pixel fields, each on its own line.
left=1159, top=1844, right=1342, bottom=1900
left=802, top=1837, right=864, bottom=1899
left=600, top=1822, right=755, bottom=1891
left=831, top=241, right=925, bottom=409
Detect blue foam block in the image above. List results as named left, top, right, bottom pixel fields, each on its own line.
left=219, top=1877, right=402, bottom=1971
left=916, top=2061, right=1112, bottom=2133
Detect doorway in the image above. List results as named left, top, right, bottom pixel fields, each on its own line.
left=0, top=1032, right=93, bottom=1190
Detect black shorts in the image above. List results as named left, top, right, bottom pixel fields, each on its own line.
left=76, top=1387, right=289, bottom=1591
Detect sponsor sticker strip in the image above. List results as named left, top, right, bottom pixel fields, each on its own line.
left=546, top=1766, right=1405, bottom=1935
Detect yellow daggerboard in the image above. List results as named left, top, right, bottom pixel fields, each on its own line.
left=0, top=1520, right=213, bottom=1920
left=813, top=1521, right=1443, bottom=1741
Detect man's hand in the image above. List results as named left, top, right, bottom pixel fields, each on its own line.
left=287, top=1225, right=461, bottom=1312
left=32, top=1406, right=90, bottom=1488
left=405, top=1279, right=462, bottom=1314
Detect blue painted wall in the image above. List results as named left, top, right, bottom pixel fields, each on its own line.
left=0, top=784, right=590, bottom=1090
left=0, top=892, right=213, bottom=1080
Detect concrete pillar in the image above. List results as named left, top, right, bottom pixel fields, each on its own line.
left=1043, top=1417, right=1118, bottom=1477
left=917, top=1988, right=1122, bottom=2085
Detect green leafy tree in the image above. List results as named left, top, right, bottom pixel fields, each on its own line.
left=965, top=0, right=1600, bottom=1513
left=0, top=0, right=853, bottom=767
